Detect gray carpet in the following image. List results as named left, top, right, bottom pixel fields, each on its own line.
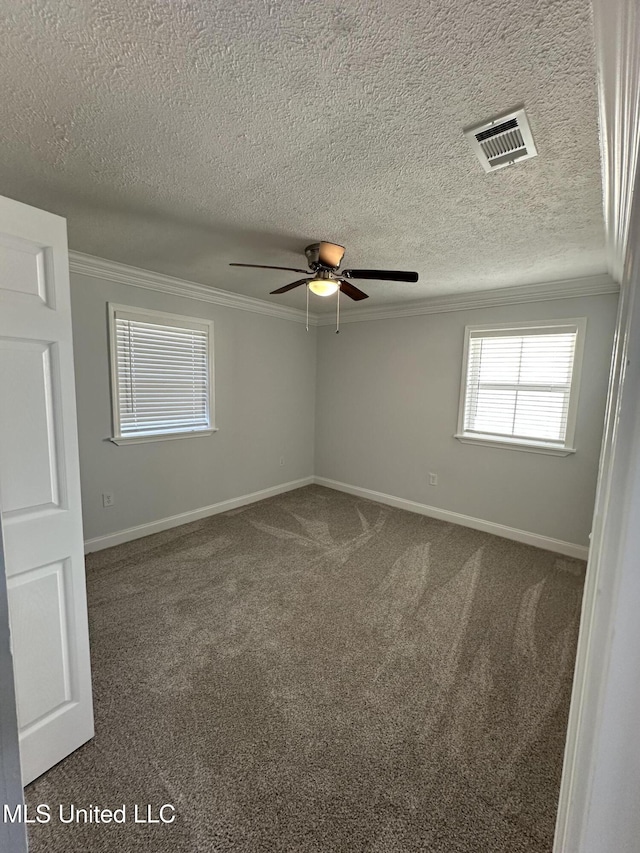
left=26, top=485, right=584, bottom=852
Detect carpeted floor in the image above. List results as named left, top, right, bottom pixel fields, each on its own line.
left=26, top=485, right=584, bottom=852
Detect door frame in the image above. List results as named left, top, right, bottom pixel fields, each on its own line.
left=554, top=0, right=640, bottom=849
left=0, top=516, right=27, bottom=853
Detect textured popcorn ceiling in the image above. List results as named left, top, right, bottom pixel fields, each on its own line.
left=0, top=0, right=606, bottom=312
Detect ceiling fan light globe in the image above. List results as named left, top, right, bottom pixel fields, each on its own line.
left=308, top=279, right=339, bottom=297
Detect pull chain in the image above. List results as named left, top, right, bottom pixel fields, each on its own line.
left=336, top=285, right=340, bottom=334
left=306, top=284, right=309, bottom=332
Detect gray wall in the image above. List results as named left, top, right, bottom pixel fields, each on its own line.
left=315, top=295, right=618, bottom=547
left=72, top=273, right=616, bottom=549
left=71, top=273, right=316, bottom=542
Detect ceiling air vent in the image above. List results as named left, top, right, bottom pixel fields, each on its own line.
left=464, top=107, right=537, bottom=173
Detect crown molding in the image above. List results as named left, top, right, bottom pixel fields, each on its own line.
left=315, top=274, right=619, bottom=325
left=68, top=251, right=316, bottom=325
left=69, top=252, right=617, bottom=328
left=594, top=0, right=640, bottom=282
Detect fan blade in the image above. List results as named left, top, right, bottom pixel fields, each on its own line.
left=339, top=280, right=369, bottom=301
left=343, top=269, right=419, bottom=283
left=318, top=242, right=346, bottom=269
left=230, top=263, right=309, bottom=274
left=270, top=278, right=311, bottom=294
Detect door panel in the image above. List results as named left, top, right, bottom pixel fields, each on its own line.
left=8, top=560, right=72, bottom=729
left=0, top=235, right=50, bottom=304
left=0, top=340, right=62, bottom=513
left=0, top=195, right=94, bottom=785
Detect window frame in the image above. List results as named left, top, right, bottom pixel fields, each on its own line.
left=108, top=303, right=217, bottom=446
left=455, top=318, right=587, bottom=456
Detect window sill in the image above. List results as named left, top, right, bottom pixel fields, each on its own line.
left=110, top=428, right=218, bottom=446
left=454, top=433, right=576, bottom=456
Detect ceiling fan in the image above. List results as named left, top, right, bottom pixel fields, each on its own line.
left=229, top=241, right=419, bottom=301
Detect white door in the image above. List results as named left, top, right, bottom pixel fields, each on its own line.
left=0, top=195, right=94, bottom=785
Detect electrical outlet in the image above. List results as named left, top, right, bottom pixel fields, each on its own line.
left=102, top=492, right=114, bottom=507
left=279, top=457, right=285, bottom=466
left=428, top=473, right=438, bottom=486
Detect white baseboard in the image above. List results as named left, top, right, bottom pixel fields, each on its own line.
left=85, top=474, right=589, bottom=560
left=84, top=476, right=314, bottom=553
left=314, top=477, right=589, bottom=560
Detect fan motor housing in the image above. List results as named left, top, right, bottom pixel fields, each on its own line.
left=305, top=240, right=348, bottom=271
left=304, top=243, right=322, bottom=269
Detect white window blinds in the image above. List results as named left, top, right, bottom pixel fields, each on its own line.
left=462, top=324, right=581, bottom=446
left=111, top=307, right=212, bottom=440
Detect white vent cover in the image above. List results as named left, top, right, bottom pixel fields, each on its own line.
left=464, top=107, right=537, bottom=172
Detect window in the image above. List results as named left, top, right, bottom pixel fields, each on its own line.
left=456, top=319, right=586, bottom=455
left=108, top=304, right=215, bottom=445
